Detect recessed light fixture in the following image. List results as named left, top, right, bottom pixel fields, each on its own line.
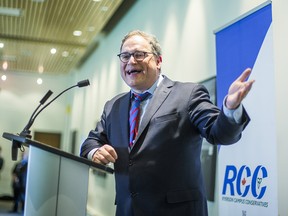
left=87, top=26, right=95, bottom=32
left=73, top=30, right=82, bottom=37
left=1, top=55, right=16, bottom=61
left=62, top=51, right=69, bottom=57
left=2, top=61, right=8, bottom=70
left=38, top=65, right=44, bottom=73
left=37, top=78, right=43, bottom=85
left=31, top=0, right=46, bottom=2
left=1, top=75, right=7, bottom=81
left=0, top=43, right=4, bottom=48
left=0, top=7, right=22, bottom=17
left=50, top=48, right=57, bottom=54
left=101, top=6, right=108, bottom=12
left=93, top=0, right=102, bottom=2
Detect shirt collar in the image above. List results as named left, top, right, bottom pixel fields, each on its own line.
left=130, top=74, right=164, bottom=97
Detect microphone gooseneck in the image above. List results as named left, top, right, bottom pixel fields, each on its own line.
left=13, top=79, right=90, bottom=160
left=20, top=79, right=90, bottom=139
left=20, top=90, right=54, bottom=139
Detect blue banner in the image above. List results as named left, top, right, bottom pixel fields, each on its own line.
left=215, top=2, right=278, bottom=215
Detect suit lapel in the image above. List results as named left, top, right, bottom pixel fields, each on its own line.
left=119, top=92, right=131, bottom=148
left=132, top=77, right=174, bottom=150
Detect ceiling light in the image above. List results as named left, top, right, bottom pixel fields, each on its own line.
left=0, top=43, right=4, bottom=48
left=50, top=48, right=57, bottom=54
left=37, top=78, right=43, bottom=85
left=73, top=30, right=82, bottom=37
left=0, top=55, right=16, bottom=61
left=38, top=65, right=44, bottom=73
left=101, top=6, right=109, bottom=12
left=2, top=61, right=8, bottom=70
left=62, top=51, right=69, bottom=57
left=31, top=0, right=46, bottom=2
left=1, top=75, right=7, bottom=81
left=93, top=0, right=102, bottom=2
left=87, top=26, right=95, bottom=32
left=0, top=7, right=22, bottom=17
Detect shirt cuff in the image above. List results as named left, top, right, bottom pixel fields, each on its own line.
left=87, top=148, right=98, bottom=160
left=223, top=96, right=243, bottom=124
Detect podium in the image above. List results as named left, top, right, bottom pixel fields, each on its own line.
left=2, top=132, right=114, bottom=216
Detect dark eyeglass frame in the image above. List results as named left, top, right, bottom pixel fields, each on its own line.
left=117, top=51, right=155, bottom=63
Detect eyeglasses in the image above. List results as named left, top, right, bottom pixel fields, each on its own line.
left=117, top=51, right=155, bottom=63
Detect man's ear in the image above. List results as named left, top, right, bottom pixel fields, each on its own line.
left=156, top=55, right=162, bottom=69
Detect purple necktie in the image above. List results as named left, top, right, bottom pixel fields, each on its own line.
left=129, top=92, right=151, bottom=149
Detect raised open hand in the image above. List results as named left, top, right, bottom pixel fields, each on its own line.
left=225, top=68, right=255, bottom=109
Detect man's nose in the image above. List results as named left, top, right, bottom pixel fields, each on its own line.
left=127, top=55, right=137, bottom=64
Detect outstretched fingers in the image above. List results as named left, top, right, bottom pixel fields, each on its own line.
left=236, top=68, right=252, bottom=82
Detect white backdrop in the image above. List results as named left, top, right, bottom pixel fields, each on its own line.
left=216, top=3, right=278, bottom=216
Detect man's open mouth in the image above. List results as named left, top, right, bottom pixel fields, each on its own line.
left=127, top=70, right=142, bottom=75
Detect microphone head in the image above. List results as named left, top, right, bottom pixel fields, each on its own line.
left=40, top=90, right=53, bottom=104
left=77, top=79, right=90, bottom=88
left=12, top=140, right=20, bottom=161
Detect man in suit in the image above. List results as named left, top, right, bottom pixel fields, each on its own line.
left=80, top=30, right=254, bottom=216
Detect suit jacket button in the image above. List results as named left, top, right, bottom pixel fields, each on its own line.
left=130, top=192, right=138, bottom=197
left=128, top=160, right=133, bottom=166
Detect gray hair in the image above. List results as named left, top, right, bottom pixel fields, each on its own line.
left=120, top=30, right=162, bottom=56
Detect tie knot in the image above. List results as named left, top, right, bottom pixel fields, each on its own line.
left=133, top=92, right=151, bottom=102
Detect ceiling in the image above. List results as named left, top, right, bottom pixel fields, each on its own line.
left=0, top=0, right=135, bottom=75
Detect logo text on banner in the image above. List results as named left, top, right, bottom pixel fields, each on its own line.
left=221, top=165, right=269, bottom=208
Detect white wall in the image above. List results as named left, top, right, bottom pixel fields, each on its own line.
left=272, top=0, right=288, bottom=215
left=68, top=0, right=271, bottom=216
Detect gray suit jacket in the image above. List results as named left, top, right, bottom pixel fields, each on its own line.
left=81, top=76, right=250, bottom=216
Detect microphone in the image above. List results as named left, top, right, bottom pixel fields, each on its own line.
left=12, top=140, right=21, bottom=161
left=12, top=79, right=90, bottom=160
left=20, top=90, right=53, bottom=139
left=20, top=79, right=90, bottom=138
left=77, top=79, right=90, bottom=87
left=10, top=90, right=53, bottom=160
